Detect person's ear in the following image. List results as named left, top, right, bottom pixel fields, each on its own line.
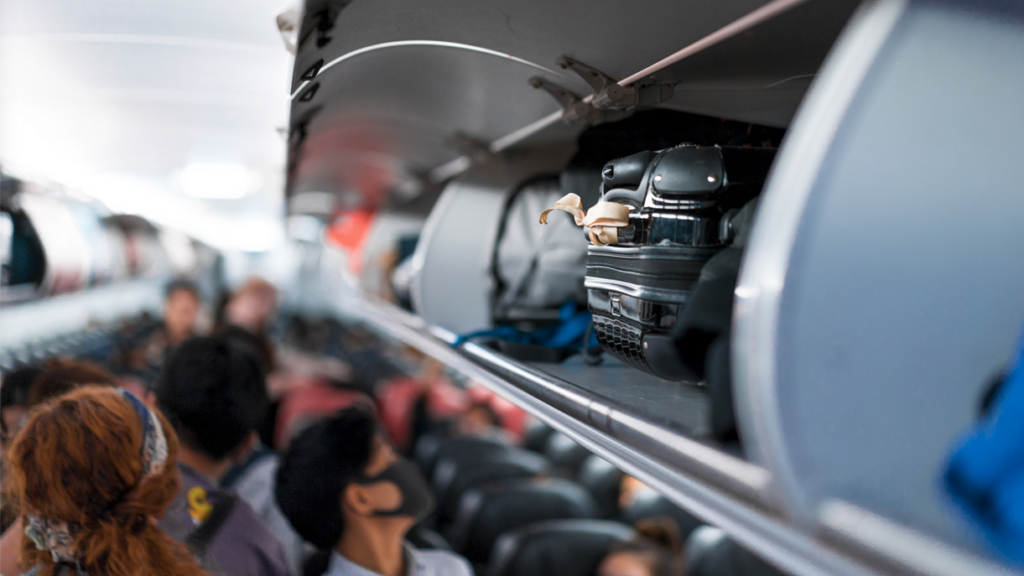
left=342, top=483, right=375, bottom=517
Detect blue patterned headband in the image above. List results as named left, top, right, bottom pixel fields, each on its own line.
left=24, top=388, right=169, bottom=564
left=117, top=389, right=169, bottom=479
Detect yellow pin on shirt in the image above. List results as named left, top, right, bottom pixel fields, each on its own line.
left=187, top=487, right=213, bottom=523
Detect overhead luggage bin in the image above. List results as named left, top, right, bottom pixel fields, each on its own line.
left=289, top=0, right=1024, bottom=574
left=285, top=0, right=862, bottom=204
left=0, top=176, right=219, bottom=358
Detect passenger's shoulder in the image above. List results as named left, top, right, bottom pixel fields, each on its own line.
left=225, top=494, right=285, bottom=548
left=411, top=548, right=474, bottom=576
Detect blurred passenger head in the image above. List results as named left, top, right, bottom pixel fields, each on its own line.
left=1, top=365, right=42, bottom=439
left=155, top=336, right=268, bottom=461
left=455, top=402, right=502, bottom=438
left=619, top=475, right=650, bottom=510
left=597, top=518, right=685, bottom=576
left=276, top=407, right=433, bottom=549
left=27, top=358, right=118, bottom=408
left=8, top=386, right=205, bottom=576
left=163, top=280, right=201, bottom=344
left=224, top=277, right=278, bottom=333
left=216, top=324, right=274, bottom=375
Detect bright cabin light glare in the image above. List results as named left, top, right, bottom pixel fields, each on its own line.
left=180, top=163, right=252, bottom=199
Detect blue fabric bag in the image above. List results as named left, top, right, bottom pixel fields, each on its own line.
left=943, top=323, right=1024, bottom=564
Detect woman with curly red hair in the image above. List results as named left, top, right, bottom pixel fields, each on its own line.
left=4, top=385, right=209, bottom=576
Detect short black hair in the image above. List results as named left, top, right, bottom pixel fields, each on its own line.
left=275, top=407, right=376, bottom=549
left=27, top=359, right=118, bottom=407
left=216, top=325, right=275, bottom=375
left=165, top=279, right=200, bottom=301
left=155, top=336, right=268, bottom=460
left=1, top=365, right=41, bottom=436
left=1, top=365, right=41, bottom=408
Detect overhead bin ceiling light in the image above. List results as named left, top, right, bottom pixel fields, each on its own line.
left=180, top=163, right=256, bottom=199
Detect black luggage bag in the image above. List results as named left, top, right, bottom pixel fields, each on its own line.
left=586, top=144, right=775, bottom=381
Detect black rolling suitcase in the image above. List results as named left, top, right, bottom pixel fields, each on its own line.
left=583, top=144, right=775, bottom=381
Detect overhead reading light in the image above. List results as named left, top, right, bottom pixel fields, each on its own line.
left=180, top=163, right=253, bottom=199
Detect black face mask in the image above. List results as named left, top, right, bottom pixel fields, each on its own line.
left=354, top=458, right=435, bottom=520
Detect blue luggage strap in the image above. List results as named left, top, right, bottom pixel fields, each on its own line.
left=453, top=302, right=599, bottom=350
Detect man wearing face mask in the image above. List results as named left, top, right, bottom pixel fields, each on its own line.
left=275, top=407, right=473, bottom=576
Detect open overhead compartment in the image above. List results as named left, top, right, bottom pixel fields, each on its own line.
left=287, top=0, right=1024, bottom=574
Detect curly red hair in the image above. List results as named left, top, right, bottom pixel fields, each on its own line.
left=8, top=386, right=208, bottom=576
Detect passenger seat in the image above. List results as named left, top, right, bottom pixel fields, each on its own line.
left=417, top=435, right=512, bottom=480
left=524, top=422, right=555, bottom=454
left=433, top=448, right=550, bottom=529
left=488, top=519, right=635, bottom=576
left=445, top=477, right=600, bottom=567
left=543, top=432, right=591, bottom=477
left=577, top=455, right=624, bottom=519
left=621, top=488, right=703, bottom=541
left=686, top=526, right=785, bottom=576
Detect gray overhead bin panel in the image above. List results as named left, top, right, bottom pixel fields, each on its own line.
left=286, top=0, right=861, bottom=204
left=287, top=45, right=580, bottom=200
left=735, top=0, right=1024, bottom=572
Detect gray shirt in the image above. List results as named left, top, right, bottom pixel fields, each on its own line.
left=227, top=452, right=306, bottom=576
left=159, top=464, right=292, bottom=576
left=325, top=545, right=473, bottom=576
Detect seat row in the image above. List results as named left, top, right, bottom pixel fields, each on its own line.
left=411, top=429, right=784, bottom=576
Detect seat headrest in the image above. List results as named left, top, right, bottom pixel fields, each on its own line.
left=543, top=432, right=591, bottom=476
left=524, top=423, right=556, bottom=454
left=413, top=432, right=447, bottom=473
left=434, top=449, right=551, bottom=528
left=488, top=519, right=635, bottom=576
left=622, top=488, right=703, bottom=541
left=685, top=526, right=785, bottom=576
left=421, top=435, right=512, bottom=479
left=446, top=477, right=600, bottom=565
left=577, top=455, right=624, bottom=519
left=406, top=525, right=452, bottom=552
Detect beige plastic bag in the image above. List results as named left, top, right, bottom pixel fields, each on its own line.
left=539, top=193, right=630, bottom=246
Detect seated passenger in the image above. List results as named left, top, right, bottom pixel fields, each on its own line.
left=4, top=386, right=208, bottom=576
left=145, top=280, right=204, bottom=368
left=222, top=277, right=279, bottom=334
left=275, top=407, right=473, bottom=576
left=619, top=475, right=650, bottom=510
left=218, top=279, right=351, bottom=437
left=597, top=518, right=685, bottom=576
left=378, top=354, right=468, bottom=453
left=154, top=337, right=290, bottom=576
left=453, top=402, right=514, bottom=445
